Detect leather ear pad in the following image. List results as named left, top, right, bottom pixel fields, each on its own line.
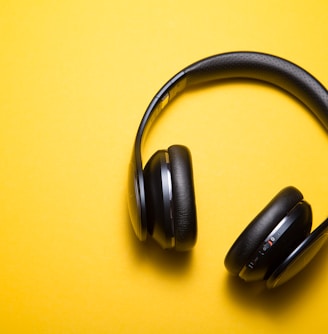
left=224, top=187, right=304, bottom=276
left=168, top=145, right=197, bottom=251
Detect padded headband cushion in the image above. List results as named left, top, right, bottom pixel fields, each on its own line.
left=224, top=186, right=303, bottom=276
left=168, top=145, right=197, bottom=251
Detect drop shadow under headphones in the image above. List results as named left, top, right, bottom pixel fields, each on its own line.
left=127, top=51, right=328, bottom=288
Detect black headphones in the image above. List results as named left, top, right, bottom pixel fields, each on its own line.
left=128, top=51, right=328, bottom=288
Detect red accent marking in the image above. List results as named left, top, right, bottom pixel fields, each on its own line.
left=268, top=240, right=273, bottom=246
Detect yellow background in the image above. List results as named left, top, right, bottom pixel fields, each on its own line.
left=1, top=1, right=328, bottom=333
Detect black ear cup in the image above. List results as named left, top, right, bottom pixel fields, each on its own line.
left=144, top=149, right=173, bottom=249
left=143, top=145, right=197, bottom=250
left=267, top=218, right=328, bottom=288
left=224, top=187, right=312, bottom=281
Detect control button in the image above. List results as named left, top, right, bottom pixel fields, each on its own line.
left=260, top=241, right=272, bottom=254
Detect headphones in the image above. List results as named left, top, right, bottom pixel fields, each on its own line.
left=128, top=51, right=328, bottom=288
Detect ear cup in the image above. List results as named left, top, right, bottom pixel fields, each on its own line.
left=266, top=218, right=328, bottom=288
left=224, top=187, right=306, bottom=276
left=168, top=145, right=197, bottom=251
left=144, top=149, right=174, bottom=249
left=239, top=200, right=312, bottom=282
left=143, top=145, right=197, bottom=250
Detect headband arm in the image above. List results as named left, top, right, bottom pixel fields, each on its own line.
left=134, top=70, right=187, bottom=162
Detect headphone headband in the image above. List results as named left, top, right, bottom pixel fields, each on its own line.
left=128, top=51, right=328, bottom=241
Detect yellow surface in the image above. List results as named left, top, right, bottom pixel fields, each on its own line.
left=1, top=1, right=328, bottom=333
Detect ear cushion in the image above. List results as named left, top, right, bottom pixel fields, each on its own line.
left=224, top=186, right=304, bottom=276
left=168, top=145, right=197, bottom=251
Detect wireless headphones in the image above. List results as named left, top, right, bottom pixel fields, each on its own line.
left=128, top=51, right=328, bottom=288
